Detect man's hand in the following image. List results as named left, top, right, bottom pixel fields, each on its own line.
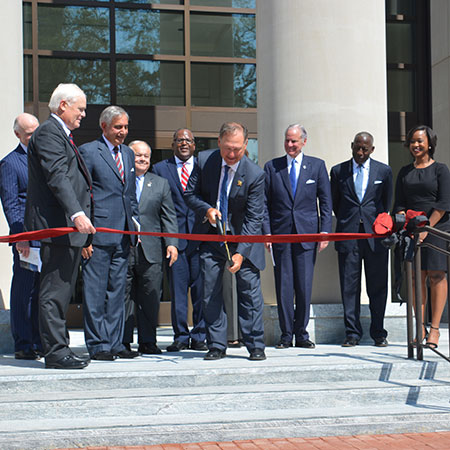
left=318, top=240, right=329, bottom=252
left=264, top=234, right=272, bottom=251
left=166, top=245, right=178, bottom=267
left=228, top=253, right=244, bottom=273
left=206, top=207, right=221, bottom=225
left=16, top=241, right=30, bottom=258
left=74, top=214, right=96, bottom=234
left=81, top=244, right=93, bottom=260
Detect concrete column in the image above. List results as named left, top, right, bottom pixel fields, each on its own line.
left=256, top=0, right=389, bottom=305
left=430, top=0, right=450, bottom=169
left=0, top=1, right=24, bottom=308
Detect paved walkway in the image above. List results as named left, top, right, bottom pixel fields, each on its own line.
left=59, top=432, right=450, bottom=449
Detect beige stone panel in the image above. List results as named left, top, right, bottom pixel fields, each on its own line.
left=0, top=2, right=24, bottom=308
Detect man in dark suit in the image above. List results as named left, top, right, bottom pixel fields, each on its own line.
left=79, top=106, right=140, bottom=361
left=330, top=132, right=393, bottom=347
left=0, top=113, right=42, bottom=360
left=25, top=83, right=95, bottom=369
left=152, top=128, right=206, bottom=352
left=123, top=140, right=178, bottom=354
left=184, top=122, right=266, bottom=361
left=263, top=124, right=332, bottom=349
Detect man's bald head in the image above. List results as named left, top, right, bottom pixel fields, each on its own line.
left=14, top=113, right=39, bottom=147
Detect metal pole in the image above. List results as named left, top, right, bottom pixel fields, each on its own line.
left=414, top=245, right=424, bottom=360
left=405, top=261, right=414, bottom=359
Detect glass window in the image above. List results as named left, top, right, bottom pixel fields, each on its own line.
left=191, top=13, right=255, bottom=58
left=191, top=63, right=256, bottom=108
left=191, top=0, right=255, bottom=8
left=387, top=69, right=414, bottom=112
left=23, top=3, right=32, bottom=49
left=246, top=138, right=258, bottom=163
left=386, top=23, right=413, bottom=64
left=38, top=6, right=109, bottom=53
left=116, top=9, right=183, bottom=55
left=386, top=0, right=415, bottom=16
left=24, top=56, right=33, bottom=103
left=388, top=141, right=412, bottom=181
left=196, top=138, right=218, bottom=152
left=39, top=57, right=110, bottom=104
left=115, top=0, right=183, bottom=4
left=116, top=60, right=184, bottom=106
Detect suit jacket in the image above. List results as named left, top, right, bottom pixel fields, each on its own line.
left=0, top=144, right=29, bottom=235
left=263, top=154, right=332, bottom=250
left=330, top=158, right=393, bottom=253
left=138, top=171, right=179, bottom=264
left=25, top=115, right=92, bottom=247
left=184, top=149, right=265, bottom=271
left=79, top=138, right=139, bottom=247
left=152, top=156, right=202, bottom=253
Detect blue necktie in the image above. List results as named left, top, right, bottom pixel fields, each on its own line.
left=289, top=159, right=297, bottom=196
left=355, top=164, right=364, bottom=202
left=219, top=165, right=230, bottom=226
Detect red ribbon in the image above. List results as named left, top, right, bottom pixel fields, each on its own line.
left=0, top=227, right=387, bottom=245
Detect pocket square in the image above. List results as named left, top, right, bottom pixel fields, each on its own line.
left=306, top=179, right=315, bottom=184
left=131, top=167, right=135, bottom=172
left=374, top=180, right=382, bottom=184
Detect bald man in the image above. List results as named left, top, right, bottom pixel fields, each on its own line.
left=330, top=132, right=392, bottom=347
left=0, top=113, right=42, bottom=359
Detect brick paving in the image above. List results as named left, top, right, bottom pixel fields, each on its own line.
left=59, top=431, right=450, bottom=450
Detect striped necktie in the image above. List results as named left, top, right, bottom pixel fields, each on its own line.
left=113, top=146, right=124, bottom=182
left=180, top=162, right=189, bottom=191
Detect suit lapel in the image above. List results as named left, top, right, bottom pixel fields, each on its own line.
left=229, top=157, right=246, bottom=199
left=344, top=159, right=358, bottom=201
left=364, top=160, right=377, bottom=202
left=99, top=139, right=123, bottom=183
left=280, top=157, right=294, bottom=201
left=168, top=157, right=183, bottom=195
left=140, top=172, right=153, bottom=206
left=294, top=155, right=310, bottom=203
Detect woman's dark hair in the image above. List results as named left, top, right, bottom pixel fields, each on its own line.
left=404, top=125, right=437, bottom=157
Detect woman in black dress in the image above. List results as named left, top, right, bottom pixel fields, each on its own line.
left=394, top=125, right=450, bottom=349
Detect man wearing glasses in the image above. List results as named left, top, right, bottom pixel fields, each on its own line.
left=153, top=129, right=206, bottom=352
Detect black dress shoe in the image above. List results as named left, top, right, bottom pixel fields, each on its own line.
left=45, top=354, right=89, bottom=369
left=138, top=343, right=162, bottom=355
left=342, top=337, right=360, bottom=347
left=70, top=351, right=91, bottom=363
left=114, top=349, right=140, bottom=358
left=249, top=348, right=266, bottom=361
left=204, top=348, right=226, bottom=360
left=295, top=339, right=316, bottom=349
left=275, top=341, right=292, bottom=349
left=166, top=341, right=189, bottom=352
left=91, top=351, right=116, bottom=361
left=190, top=340, right=208, bottom=351
left=374, top=337, right=389, bottom=347
left=15, top=349, right=39, bottom=360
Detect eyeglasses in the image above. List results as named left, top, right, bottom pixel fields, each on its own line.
left=175, top=138, right=194, bottom=144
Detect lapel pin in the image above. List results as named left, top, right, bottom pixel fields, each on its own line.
left=147, top=182, right=152, bottom=187
left=303, top=165, right=306, bottom=169
left=237, top=180, right=243, bottom=186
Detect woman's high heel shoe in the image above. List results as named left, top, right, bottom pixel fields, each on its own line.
left=425, top=326, right=440, bottom=349
left=412, top=324, right=429, bottom=346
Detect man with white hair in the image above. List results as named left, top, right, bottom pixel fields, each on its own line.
left=25, top=83, right=96, bottom=369
left=0, top=113, right=42, bottom=360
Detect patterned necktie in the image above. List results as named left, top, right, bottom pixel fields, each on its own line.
left=180, top=162, right=189, bottom=191
left=289, top=158, right=297, bottom=196
left=219, top=165, right=230, bottom=227
left=113, top=146, right=124, bottom=182
left=355, top=164, right=364, bottom=202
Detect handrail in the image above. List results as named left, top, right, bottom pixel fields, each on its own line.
left=405, top=225, right=450, bottom=363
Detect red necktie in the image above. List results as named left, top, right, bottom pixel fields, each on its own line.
left=180, top=162, right=189, bottom=191
left=114, top=146, right=124, bottom=182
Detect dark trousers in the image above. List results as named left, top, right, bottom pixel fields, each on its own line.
left=82, top=238, right=129, bottom=356
left=201, top=242, right=265, bottom=352
left=169, top=249, right=205, bottom=345
left=10, top=246, right=41, bottom=352
left=273, top=242, right=316, bottom=343
left=123, top=245, right=162, bottom=345
left=338, top=239, right=388, bottom=340
left=39, top=243, right=82, bottom=361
